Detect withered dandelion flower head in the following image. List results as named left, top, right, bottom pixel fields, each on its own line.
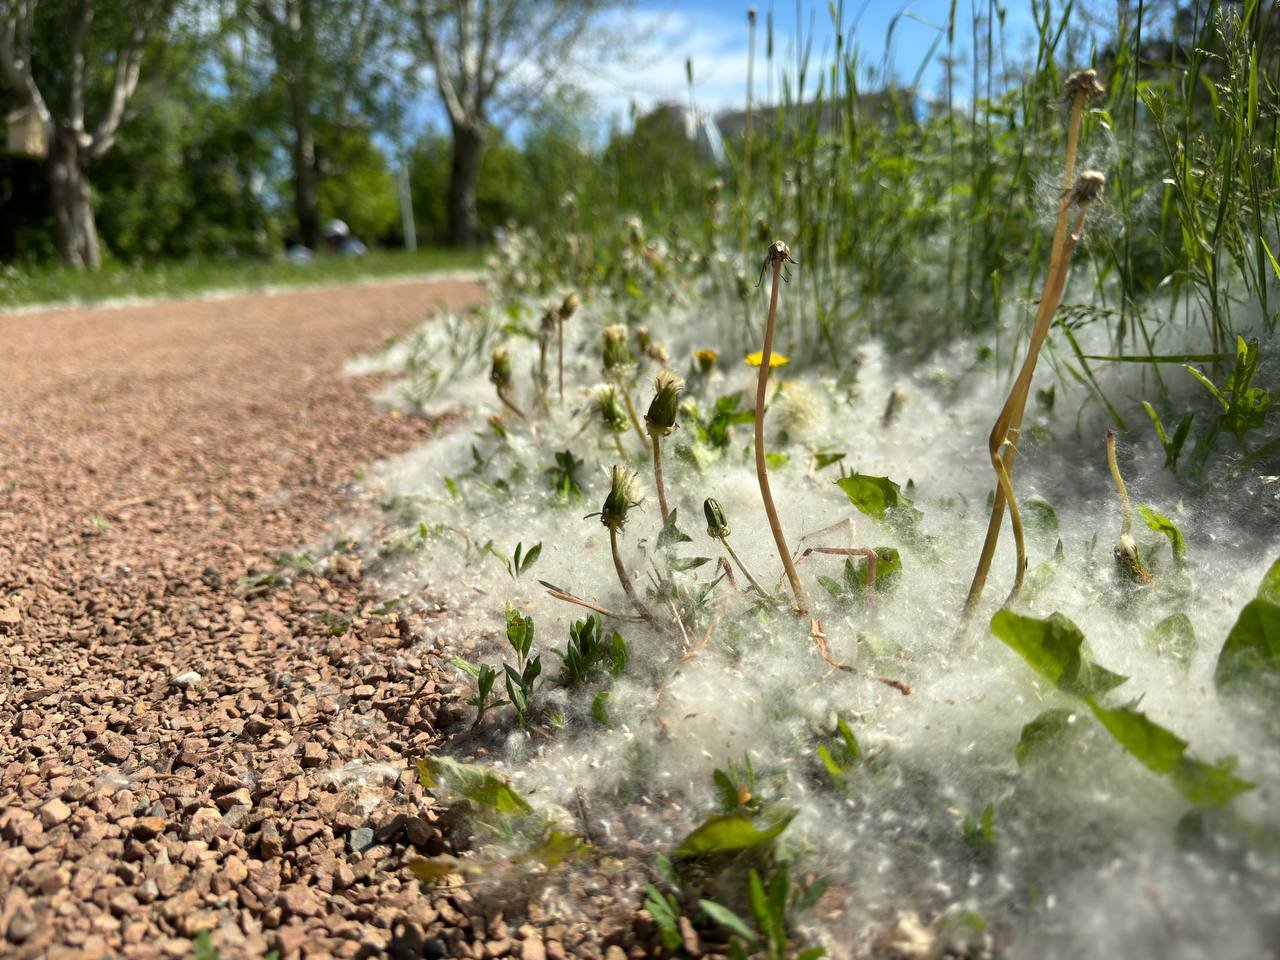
left=559, top=291, right=579, bottom=320
left=592, top=384, right=630, bottom=434
left=489, top=347, right=512, bottom=388
left=600, top=465, right=642, bottom=531
left=1064, top=69, right=1105, bottom=104
left=601, top=324, right=634, bottom=372
left=1071, top=170, right=1107, bottom=205
left=645, top=370, right=684, bottom=436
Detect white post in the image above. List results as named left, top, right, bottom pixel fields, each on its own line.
left=399, top=159, right=417, bottom=251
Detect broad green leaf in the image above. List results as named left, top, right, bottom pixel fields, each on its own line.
left=834, top=474, right=923, bottom=530
left=990, top=610, right=1127, bottom=698
left=1086, top=701, right=1187, bottom=774
left=1014, top=708, right=1076, bottom=766
left=1214, top=597, right=1280, bottom=698
left=1147, top=613, right=1196, bottom=666
left=1168, top=755, right=1253, bottom=807
left=698, top=900, right=757, bottom=943
left=1257, top=556, right=1280, bottom=606
left=1139, top=506, right=1187, bottom=569
left=1023, top=495, right=1059, bottom=535
left=416, top=758, right=532, bottom=815
left=674, top=806, right=796, bottom=858
left=814, top=451, right=846, bottom=469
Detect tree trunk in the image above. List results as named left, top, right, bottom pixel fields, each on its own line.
left=290, top=80, right=320, bottom=250
left=447, top=120, right=486, bottom=248
left=49, top=130, right=101, bottom=271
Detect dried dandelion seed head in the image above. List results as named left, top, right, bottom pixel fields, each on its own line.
left=1064, top=68, right=1105, bottom=103
left=489, top=347, right=513, bottom=389
left=601, top=324, right=634, bottom=374
left=1071, top=170, right=1107, bottom=206
left=633, top=326, right=652, bottom=350
left=703, top=498, right=730, bottom=540
left=559, top=291, right=580, bottom=320
left=591, top=384, right=630, bottom=435
left=540, top=308, right=557, bottom=335
left=600, top=465, right=642, bottom=531
left=645, top=370, right=684, bottom=436
left=645, top=341, right=671, bottom=364
left=747, top=7, right=756, bottom=25
left=775, top=380, right=821, bottom=434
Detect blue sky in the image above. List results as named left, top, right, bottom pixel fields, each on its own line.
left=578, top=0, right=1047, bottom=121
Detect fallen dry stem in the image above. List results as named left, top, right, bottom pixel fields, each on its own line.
left=538, top=579, right=645, bottom=623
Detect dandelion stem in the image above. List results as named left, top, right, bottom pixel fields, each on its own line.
left=1106, top=429, right=1133, bottom=538
left=963, top=76, right=1101, bottom=619
left=498, top=388, right=529, bottom=423
left=557, top=319, right=565, bottom=406
left=722, top=537, right=772, bottom=599
left=619, top=381, right=646, bottom=442
left=756, top=242, right=807, bottom=614
left=610, top=527, right=663, bottom=631
left=613, top=433, right=627, bottom=462
left=650, top=432, right=671, bottom=523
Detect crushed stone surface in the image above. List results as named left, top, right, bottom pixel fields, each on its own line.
left=0, top=278, right=633, bottom=959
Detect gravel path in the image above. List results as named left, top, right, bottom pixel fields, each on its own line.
left=0, top=279, right=549, bottom=959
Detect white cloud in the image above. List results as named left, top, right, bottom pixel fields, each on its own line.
left=567, top=7, right=755, bottom=124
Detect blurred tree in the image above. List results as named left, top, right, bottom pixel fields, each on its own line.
left=244, top=0, right=405, bottom=248
left=0, top=0, right=181, bottom=269
left=413, top=0, right=622, bottom=247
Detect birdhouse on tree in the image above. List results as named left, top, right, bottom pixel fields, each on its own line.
left=6, top=103, right=48, bottom=159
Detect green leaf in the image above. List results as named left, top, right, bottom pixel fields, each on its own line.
left=1086, top=701, right=1187, bottom=774
left=1138, top=506, right=1187, bottom=569
left=591, top=691, right=610, bottom=725
left=698, top=900, right=757, bottom=944
left=518, top=542, right=542, bottom=575
left=656, top=508, right=693, bottom=548
left=834, top=474, right=923, bottom=530
left=1023, top=495, right=1059, bottom=535
left=674, top=806, right=796, bottom=858
left=1214, top=597, right=1280, bottom=698
left=990, top=610, right=1128, bottom=698
left=1014, top=708, right=1076, bottom=766
left=1147, top=613, right=1196, bottom=666
left=814, top=451, right=846, bottom=469
left=765, top=452, right=789, bottom=469
left=1169, top=754, right=1253, bottom=807
left=452, top=657, right=483, bottom=679
left=1257, top=556, right=1280, bottom=606
left=415, top=758, right=532, bottom=815
left=668, top=555, right=711, bottom=572
left=443, top=476, right=460, bottom=499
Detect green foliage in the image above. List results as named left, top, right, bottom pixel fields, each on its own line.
left=1014, top=708, right=1076, bottom=767
left=834, top=474, right=923, bottom=535
left=815, top=714, right=862, bottom=787
left=673, top=807, right=796, bottom=859
left=417, top=757, right=532, bottom=815
left=644, top=883, right=685, bottom=952
left=815, top=549, right=901, bottom=604
left=506, top=541, right=542, bottom=579
left=698, top=865, right=828, bottom=960
left=990, top=611, right=1127, bottom=698
left=994, top=611, right=1253, bottom=807
left=1139, top=507, right=1187, bottom=569
left=547, top=450, right=585, bottom=501
left=1146, top=613, right=1196, bottom=667
left=555, top=615, right=627, bottom=687
left=1215, top=557, right=1280, bottom=701
left=1142, top=402, right=1194, bottom=470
